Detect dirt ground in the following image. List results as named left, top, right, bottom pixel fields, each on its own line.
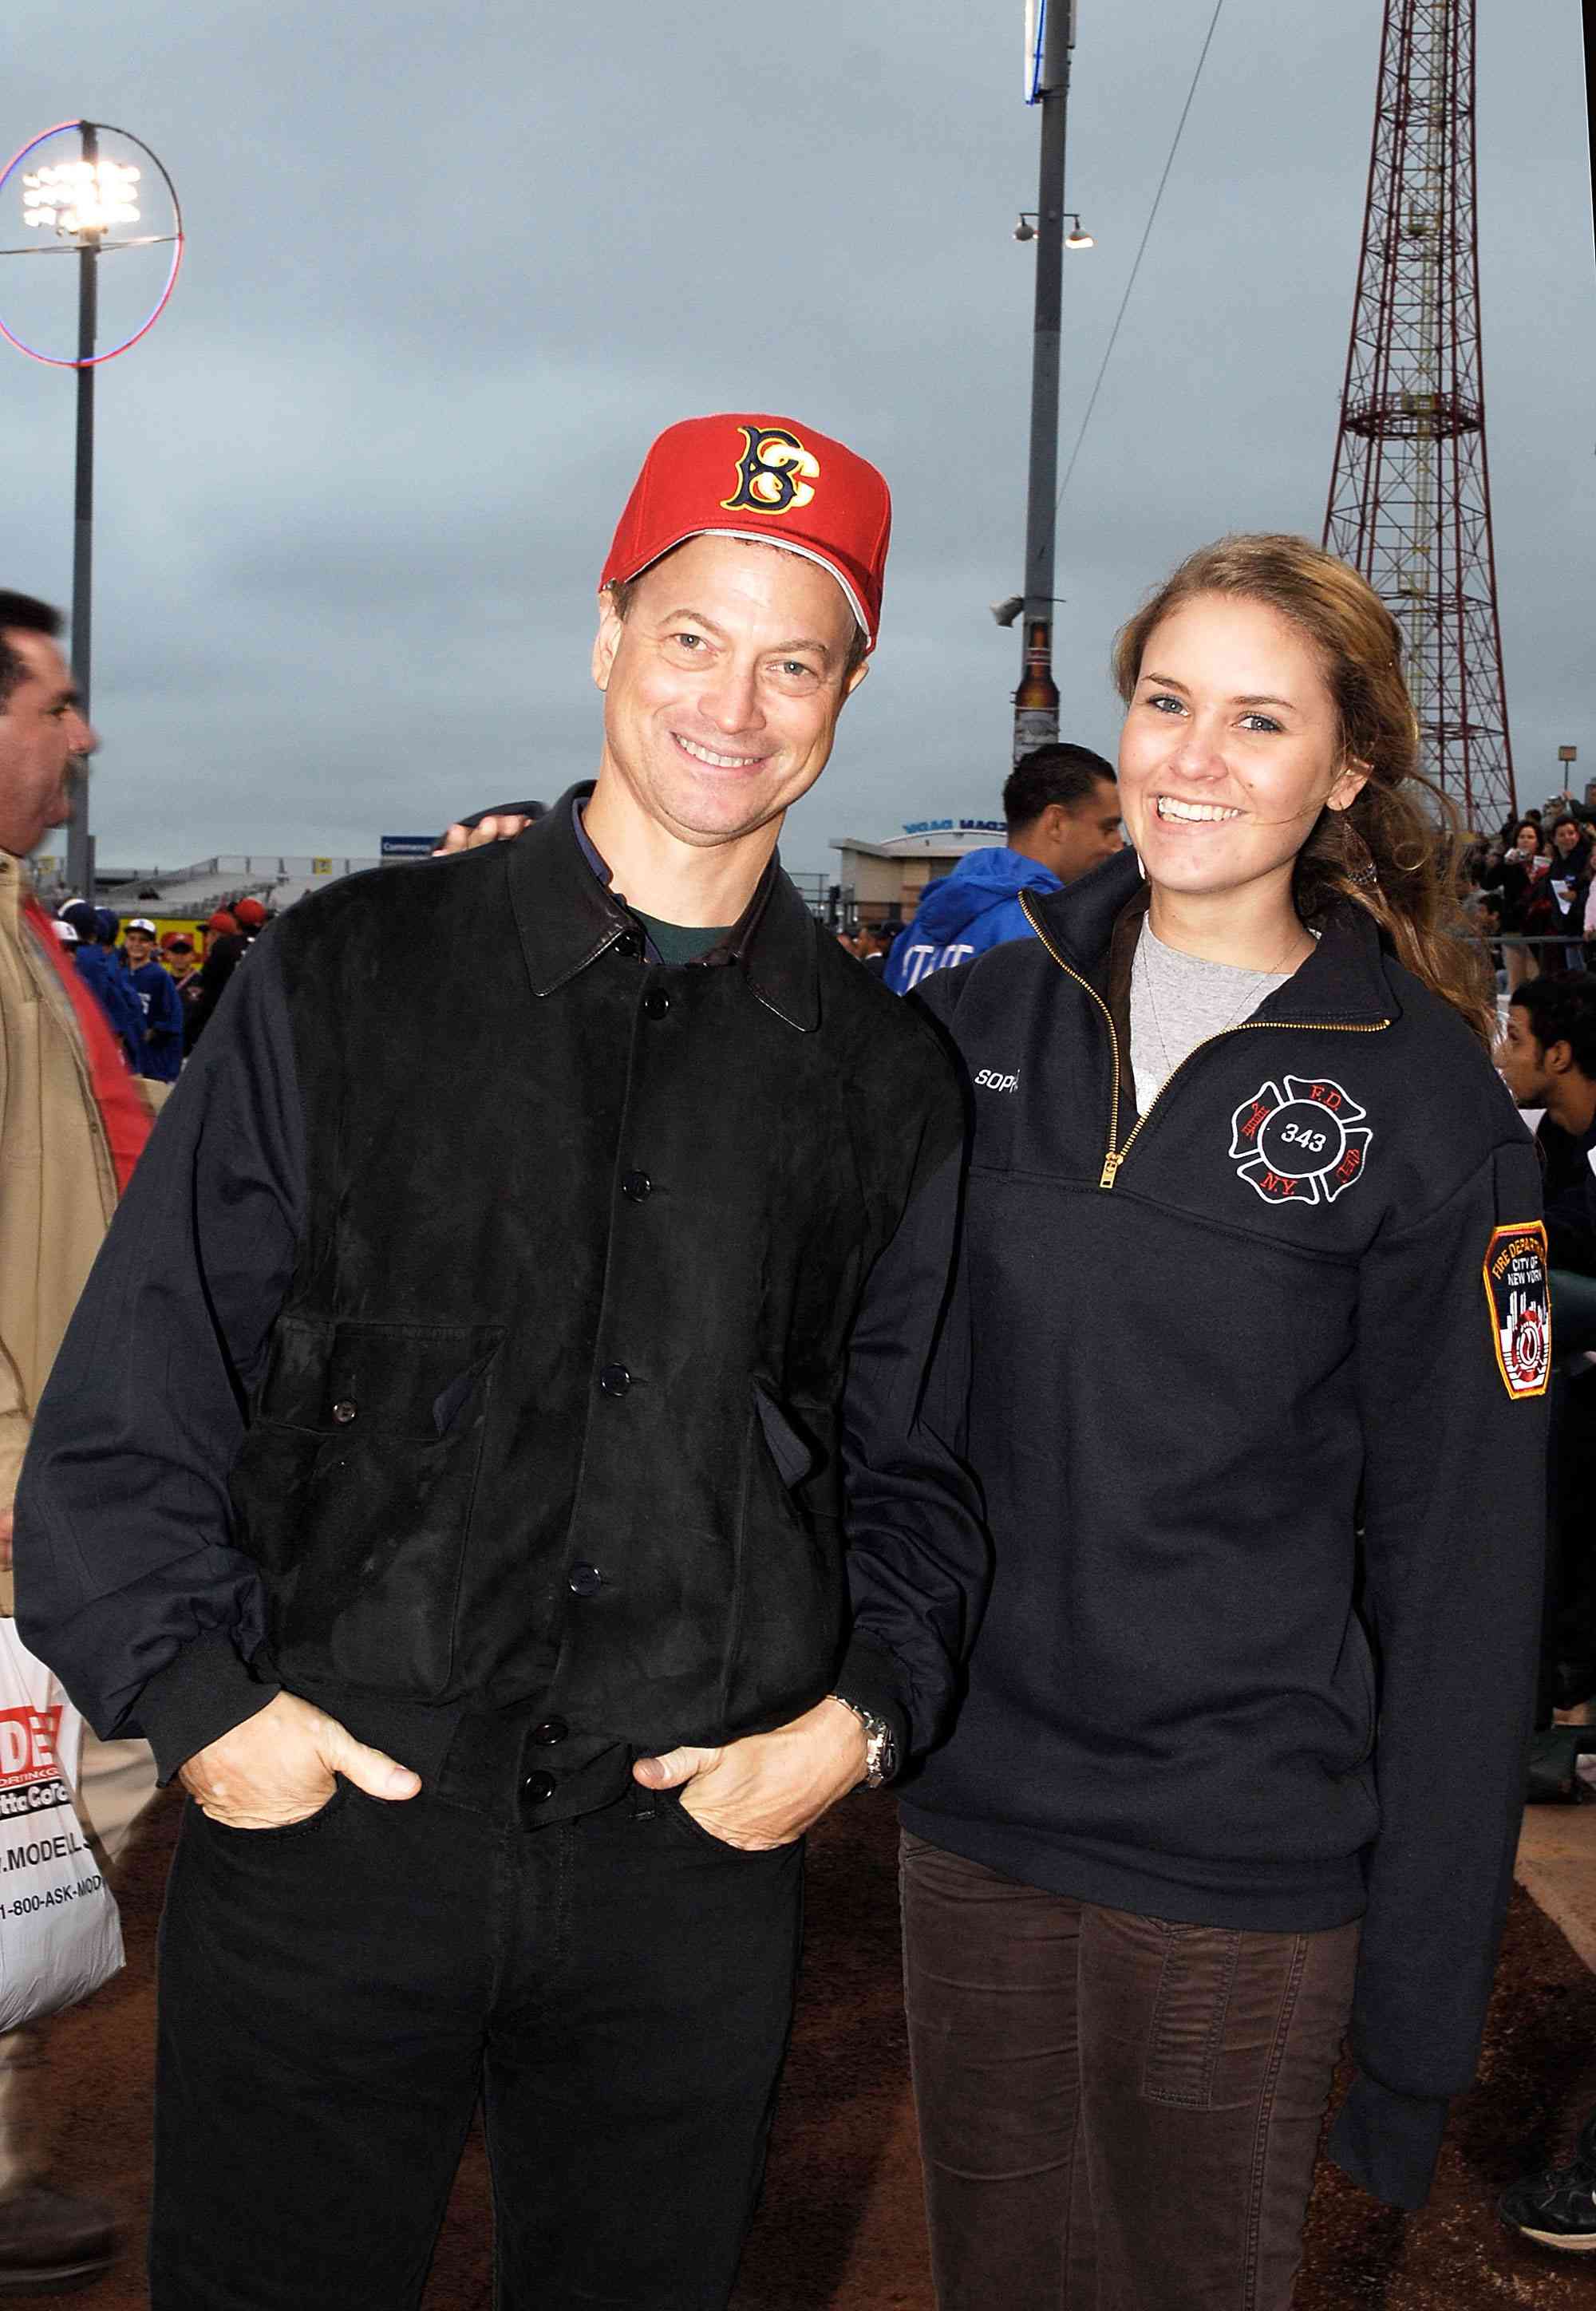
left=39, top=1784, right=1596, bottom=2308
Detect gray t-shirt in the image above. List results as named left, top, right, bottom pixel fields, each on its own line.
left=1129, top=922, right=1297, bottom=1109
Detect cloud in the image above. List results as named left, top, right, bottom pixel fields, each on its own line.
left=1, top=0, right=1589, bottom=870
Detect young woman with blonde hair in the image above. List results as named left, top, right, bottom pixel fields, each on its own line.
left=872, top=535, right=1548, bottom=2309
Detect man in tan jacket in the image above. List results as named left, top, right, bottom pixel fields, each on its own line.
left=0, top=591, right=152, bottom=2293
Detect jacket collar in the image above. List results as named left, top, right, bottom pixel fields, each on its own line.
left=1025, top=844, right=1400, bottom=1029
left=508, top=784, right=821, bottom=1032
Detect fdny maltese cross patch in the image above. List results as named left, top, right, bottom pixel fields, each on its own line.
left=1482, top=1222, right=1551, bottom=1400
left=1227, top=1075, right=1372, bottom=1207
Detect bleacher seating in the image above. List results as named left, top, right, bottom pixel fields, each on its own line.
left=97, top=853, right=385, bottom=918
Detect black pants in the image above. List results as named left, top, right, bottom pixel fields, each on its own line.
left=151, top=1780, right=804, bottom=2310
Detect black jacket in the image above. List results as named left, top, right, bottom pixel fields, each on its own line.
left=1520, top=847, right=1593, bottom=966
left=1545, top=1133, right=1596, bottom=1276
left=184, top=928, right=249, bottom=1048
left=1481, top=851, right=1535, bottom=932
left=15, top=791, right=987, bottom=1819
left=894, top=847, right=1547, bottom=2210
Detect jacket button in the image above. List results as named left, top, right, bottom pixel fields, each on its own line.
left=568, top=1562, right=603, bottom=1597
left=530, top=1716, right=567, bottom=1747
left=614, top=931, right=641, bottom=960
left=331, top=1400, right=357, bottom=1425
left=622, top=1171, right=652, bottom=1203
left=598, top=1363, right=631, bottom=1397
left=642, top=990, right=670, bottom=1020
left=520, top=1770, right=557, bottom=1806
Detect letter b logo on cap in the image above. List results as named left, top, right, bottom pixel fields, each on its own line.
left=721, top=423, right=820, bottom=516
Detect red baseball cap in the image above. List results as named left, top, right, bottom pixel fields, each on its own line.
left=233, top=897, right=268, bottom=929
left=600, top=413, right=891, bottom=651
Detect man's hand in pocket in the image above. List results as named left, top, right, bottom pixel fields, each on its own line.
left=179, top=1692, right=421, bottom=1829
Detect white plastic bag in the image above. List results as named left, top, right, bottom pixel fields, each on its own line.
left=0, top=1622, right=122, bottom=2031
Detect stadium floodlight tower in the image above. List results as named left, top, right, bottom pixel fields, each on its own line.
left=1323, top=0, right=1515, bottom=830
left=0, top=119, right=184, bottom=895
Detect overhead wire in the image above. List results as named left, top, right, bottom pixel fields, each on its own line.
left=1055, top=0, right=1228, bottom=516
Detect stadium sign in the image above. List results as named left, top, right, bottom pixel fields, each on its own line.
left=902, top=817, right=1007, bottom=836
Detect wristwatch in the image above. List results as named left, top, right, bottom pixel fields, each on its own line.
left=830, top=1695, right=899, bottom=1789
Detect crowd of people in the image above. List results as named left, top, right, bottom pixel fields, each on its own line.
left=43, top=895, right=272, bottom=1096
left=839, top=776, right=1596, bottom=1011
left=0, top=405, right=1584, bottom=2309
left=1461, top=804, right=1596, bottom=987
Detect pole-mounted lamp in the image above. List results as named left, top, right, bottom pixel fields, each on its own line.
left=1014, top=210, right=1094, bottom=248
left=0, top=120, right=184, bottom=896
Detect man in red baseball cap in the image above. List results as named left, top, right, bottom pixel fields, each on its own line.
left=576, top=413, right=887, bottom=909
left=600, top=412, right=889, bottom=646
left=19, top=416, right=984, bottom=2309
left=442, top=411, right=890, bottom=863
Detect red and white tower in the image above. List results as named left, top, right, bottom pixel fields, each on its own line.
left=1324, top=0, right=1515, bottom=828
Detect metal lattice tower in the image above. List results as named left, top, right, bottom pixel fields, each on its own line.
left=1324, top=0, right=1515, bottom=828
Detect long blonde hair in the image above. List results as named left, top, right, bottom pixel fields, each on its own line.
left=1112, top=534, right=1494, bottom=1048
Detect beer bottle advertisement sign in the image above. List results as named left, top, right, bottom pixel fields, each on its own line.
left=1013, top=619, right=1059, bottom=763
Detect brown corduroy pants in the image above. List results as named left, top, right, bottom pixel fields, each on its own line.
left=900, top=1830, right=1359, bottom=2311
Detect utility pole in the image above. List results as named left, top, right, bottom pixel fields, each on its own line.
left=1013, top=0, right=1075, bottom=764
left=68, top=119, right=97, bottom=899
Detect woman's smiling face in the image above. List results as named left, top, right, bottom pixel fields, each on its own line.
left=1116, top=592, right=1368, bottom=906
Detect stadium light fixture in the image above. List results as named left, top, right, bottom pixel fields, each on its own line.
left=22, top=159, right=141, bottom=238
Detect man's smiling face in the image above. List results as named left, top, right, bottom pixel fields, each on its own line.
left=591, top=532, right=865, bottom=851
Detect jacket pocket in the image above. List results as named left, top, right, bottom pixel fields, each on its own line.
left=722, top=1388, right=845, bottom=1728
left=752, top=1385, right=817, bottom=1489
left=229, top=1317, right=505, bottom=1698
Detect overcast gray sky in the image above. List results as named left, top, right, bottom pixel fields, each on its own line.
left=6, top=1, right=1593, bottom=877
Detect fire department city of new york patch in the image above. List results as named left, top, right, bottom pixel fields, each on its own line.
left=1483, top=1221, right=1551, bottom=1400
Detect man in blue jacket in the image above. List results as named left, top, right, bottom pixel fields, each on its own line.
left=58, top=902, right=144, bottom=1072
left=885, top=743, right=1121, bottom=994
left=121, top=918, right=185, bottom=1089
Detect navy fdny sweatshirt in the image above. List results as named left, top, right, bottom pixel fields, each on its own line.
left=896, top=845, right=1547, bottom=2211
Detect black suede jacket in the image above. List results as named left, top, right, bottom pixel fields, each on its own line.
left=16, top=791, right=986, bottom=1823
